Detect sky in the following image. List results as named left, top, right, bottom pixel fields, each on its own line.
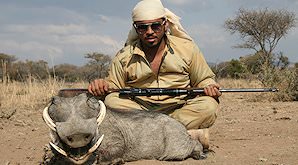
left=1, top=0, right=297, bottom=66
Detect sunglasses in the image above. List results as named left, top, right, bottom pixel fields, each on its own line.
left=133, top=20, right=166, bottom=34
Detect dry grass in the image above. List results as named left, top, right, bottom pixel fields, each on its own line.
left=0, top=78, right=87, bottom=111
left=218, top=78, right=263, bottom=88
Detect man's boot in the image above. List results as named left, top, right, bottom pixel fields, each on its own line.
left=187, top=128, right=210, bottom=151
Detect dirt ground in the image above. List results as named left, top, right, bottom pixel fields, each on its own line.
left=0, top=93, right=297, bottom=165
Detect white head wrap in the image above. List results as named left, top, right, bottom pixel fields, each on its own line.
left=126, top=0, right=192, bottom=45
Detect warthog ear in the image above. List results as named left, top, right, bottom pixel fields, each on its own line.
left=86, top=96, right=101, bottom=111
left=52, top=96, right=62, bottom=105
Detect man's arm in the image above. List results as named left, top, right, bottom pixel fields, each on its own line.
left=88, top=56, right=126, bottom=96
left=188, top=44, right=221, bottom=98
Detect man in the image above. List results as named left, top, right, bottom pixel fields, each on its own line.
left=88, top=0, right=221, bottom=150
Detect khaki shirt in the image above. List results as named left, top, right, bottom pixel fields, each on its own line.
left=106, top=35, right=216, bottom=103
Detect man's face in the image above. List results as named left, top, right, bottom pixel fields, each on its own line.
left=133, top=18, right=167, bottom=48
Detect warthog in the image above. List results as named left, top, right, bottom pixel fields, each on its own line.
left=42, top=93, right=204, bottom=164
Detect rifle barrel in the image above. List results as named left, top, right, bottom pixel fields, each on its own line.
left=218, top=88, right=278, bottom=93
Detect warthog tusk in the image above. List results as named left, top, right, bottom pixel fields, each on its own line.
left=50, top=134, right=104, bottom=164
left=43, top=106, right=56, bottom=131
left=87, top=134, right=104, bottom=154
left=97, top=100, right=106, bottom=126
left=49, top=142, right=68, bottom=157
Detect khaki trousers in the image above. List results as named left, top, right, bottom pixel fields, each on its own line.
left=104, top=93, right=218, bottom=130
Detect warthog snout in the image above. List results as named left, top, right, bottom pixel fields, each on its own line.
left=56, top=117, right=98, bottom=148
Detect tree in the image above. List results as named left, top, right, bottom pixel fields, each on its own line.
left=0, top=53, right=17, bottom=83
left=239, top=52, right=263, bottom=74
left=212, top=59, right=247, bottom=79
left=27, top=60, right=49, bottom=80
left=226, top=59, right=247, bottom=78
left=275, top=52, right=289, bottom=70
left=10, top=60, right=49, bottom=81
left=84, top=52, right=111, bottom=81
left=225, top=8, right=296, bottom=68
left=51, top=64, right=80, bottom=82
left=225, top=8, right=296, bottom=89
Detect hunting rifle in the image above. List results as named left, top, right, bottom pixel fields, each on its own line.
left=58, top=87, right=278, bottom=98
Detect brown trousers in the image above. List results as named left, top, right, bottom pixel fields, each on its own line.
left=104, top=93, right=218, bottom=130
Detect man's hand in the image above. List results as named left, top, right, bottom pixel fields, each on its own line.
left=203, top=83, right=222, bottom=98
left=88, top=79, right=109, bottom=96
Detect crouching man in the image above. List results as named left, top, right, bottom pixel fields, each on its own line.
left=88, top=0, right=221, bottom=150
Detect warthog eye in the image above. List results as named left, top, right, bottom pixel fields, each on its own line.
left=85, top=135, right=90, bottom=140
left=67, top=137, right=73, bottom=142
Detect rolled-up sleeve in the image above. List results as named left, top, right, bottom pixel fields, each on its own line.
left=106, top=56, right=126, bottom=89
left=189, top=44, right=216, bottom=88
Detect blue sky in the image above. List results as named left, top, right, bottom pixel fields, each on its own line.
left=1, top=0, right=297, bottom=66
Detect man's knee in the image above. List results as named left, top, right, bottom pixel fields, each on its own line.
left=170, top=96, right=219, bottom=129
left=200, top=96, right=218, bottom=115
left=196, top=96, right=218, bottom=128
left=103, top=93, right=116, bottom=109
